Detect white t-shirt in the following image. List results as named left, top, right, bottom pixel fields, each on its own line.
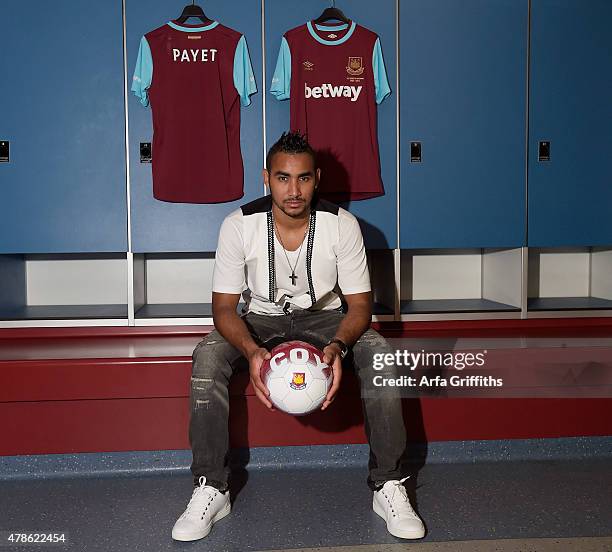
left=212, top=195, right=371, bottom=315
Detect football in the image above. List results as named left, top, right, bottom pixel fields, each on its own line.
left=260, top=340, right=333, bottom=415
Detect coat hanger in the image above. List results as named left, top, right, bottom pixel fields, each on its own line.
left=313, top=0, right=351, bottom=24
left=176, top=1, right=213, bottom=25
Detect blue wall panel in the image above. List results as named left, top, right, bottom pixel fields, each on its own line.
left=3, top=0, right=608, bottom=257
left=399, top=0, right=527, bottom=249
left=127, top=0, right=263, bottom=253
left=528, top=0, right=612, bottom=247
left=265, top=0, right=398, bottom=249
left=0, top=1, right=127, bottom=253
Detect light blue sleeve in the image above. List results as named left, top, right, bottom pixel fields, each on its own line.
left=270, top=36, right=291, bottom=100
left=131, top=36, right=153, bottom=107
left=233, top=35, right=257, bottom=107
left=372, top=37, right=391, bottom=104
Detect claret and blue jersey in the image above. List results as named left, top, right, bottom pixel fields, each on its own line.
left=132, top=20, right=257, bottom=204
left=270, top=21, right=391, bottom=201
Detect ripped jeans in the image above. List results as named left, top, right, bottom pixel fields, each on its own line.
left=189, top=308, right=407, bottom=491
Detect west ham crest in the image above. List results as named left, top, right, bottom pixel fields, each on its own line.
left=346, top=56, right=364, bottom=76
left=290, top=372, right=307, bottom=390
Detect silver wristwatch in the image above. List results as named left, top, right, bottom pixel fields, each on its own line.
left=326, top=338, right=349, bottom=359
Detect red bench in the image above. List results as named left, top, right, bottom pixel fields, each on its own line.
left=1, top=319, right=611, bottom=456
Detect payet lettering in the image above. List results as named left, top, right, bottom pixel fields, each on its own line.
left=172, top=48, right=218, bottom=62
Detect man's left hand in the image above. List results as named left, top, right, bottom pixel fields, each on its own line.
left=320, top=343, right=343, bottom=410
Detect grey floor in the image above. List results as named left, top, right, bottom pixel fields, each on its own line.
left=262, top=538, right=612, bottom=551
left=0, top=458, right=610, bottom=552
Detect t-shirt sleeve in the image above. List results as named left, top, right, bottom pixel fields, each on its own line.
left=372, top=37, right=391, bottom=104
left=233, top=35, right=257, bottom=107
left=270, top=36, right=291, bottom=100
left=131, top=36, right=153, bottom=107
left=212, top=211, right=247, bottom=294
left=337, top=211, right=371, bottom=295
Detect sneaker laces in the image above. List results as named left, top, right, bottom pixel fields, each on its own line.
left=181, top=476, right=220, bottom=519
left=389, top=476, right=418, bottom=518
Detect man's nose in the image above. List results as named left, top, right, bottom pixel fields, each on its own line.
left=288, top=178, right=301, bottom=197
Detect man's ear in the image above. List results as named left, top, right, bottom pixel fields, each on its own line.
left=262, top=168, right=270, bottom=189
left=315, top=167, right=321, bottom=186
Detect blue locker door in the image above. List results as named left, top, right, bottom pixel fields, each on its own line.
left=265, top=0, right=398, bottom=249
left=528, top=0, right=612, bottom=247
left=127, top=0, right=263, bottom=253
left=400, top=0, right=527, bottom=249
left=0, top=1, right=127, bottom=253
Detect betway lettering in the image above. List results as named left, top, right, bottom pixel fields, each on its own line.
left=304, top=83, right=362, bottom=102
left=172, top=48, right=217, bottom=62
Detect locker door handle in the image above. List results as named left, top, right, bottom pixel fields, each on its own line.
left=140, top=142, right=152, bottom=163
left=0, top=140, right=8, bottom=163
left=410, top=141, right=421, bottom=162
left=538, top=141, right=550, bottom=161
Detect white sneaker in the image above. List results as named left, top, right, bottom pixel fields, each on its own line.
left=171, top=476, right=231, bottom=541
left=373, top=476, right=425, bottom=539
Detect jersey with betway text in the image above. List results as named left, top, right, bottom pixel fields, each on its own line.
left=212, top=195, right=371, bottom=315
left=131, top=20, right=256, bottom=203
left=270, top=21, right=390, bottom=201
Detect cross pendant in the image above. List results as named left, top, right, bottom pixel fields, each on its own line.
left=290, top=272, right=297, bottom=285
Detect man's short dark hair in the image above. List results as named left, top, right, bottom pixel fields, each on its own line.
left=265, top=131, right=317, bottom=171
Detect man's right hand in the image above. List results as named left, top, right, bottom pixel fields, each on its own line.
left=248, top=347, right=275, bottom=410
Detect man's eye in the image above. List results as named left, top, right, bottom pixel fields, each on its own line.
left=300, top=176, right=310, bottom=182
left=278, top=176, right=287, bottom=181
